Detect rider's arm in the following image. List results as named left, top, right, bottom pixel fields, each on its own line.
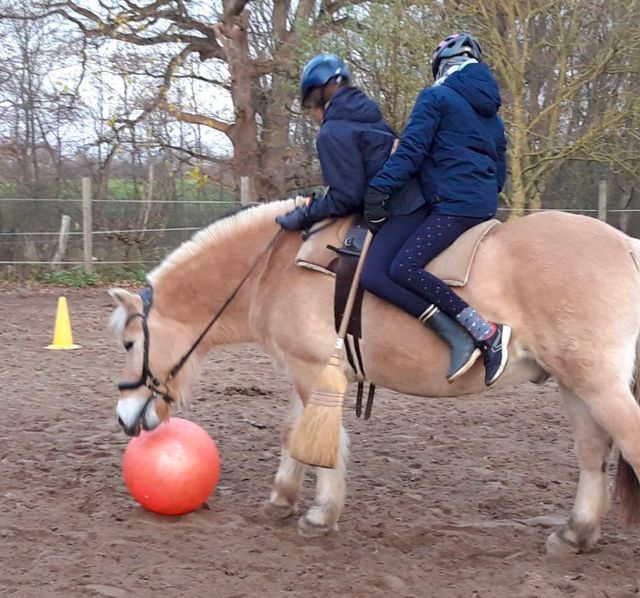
left=307, top=123, right=366, bottom=221
left=367, top=88, right=442, bottom=196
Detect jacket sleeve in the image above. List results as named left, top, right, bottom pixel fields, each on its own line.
left=496, top=118, right=507, bottom=193
left=367, top=88, right=442, bottom=195
left=308, top=123, right=366, bottom=222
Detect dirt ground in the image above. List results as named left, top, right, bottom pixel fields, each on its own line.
left=1, top=286, right=640, bottom=598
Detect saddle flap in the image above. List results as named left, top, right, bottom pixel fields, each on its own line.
left=295, top=216, right=357, bottom=276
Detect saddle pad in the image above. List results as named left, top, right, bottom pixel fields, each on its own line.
left=295, top=216, right=500, bottom=287
left=426, top=218, right=500, bottom=286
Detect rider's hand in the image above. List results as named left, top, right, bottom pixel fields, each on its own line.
left=276, top=205, right=314, bottom=231
left=364, top=188, right=390, bottom=233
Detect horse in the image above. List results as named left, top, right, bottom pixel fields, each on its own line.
left=109, top=198, right=640, bottom=555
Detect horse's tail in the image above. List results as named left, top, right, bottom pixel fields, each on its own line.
left=616, top=258, right=640, bottom=524
left=616, top=454, right=640, bottom=525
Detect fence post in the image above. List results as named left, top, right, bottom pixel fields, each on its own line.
left=598, top=180, right=607, bottom=222
left=82, top=177, right=93, bottom=275
left=51, top=214, right=71, bottom=270
left=240, top=176, right=254, bottom=205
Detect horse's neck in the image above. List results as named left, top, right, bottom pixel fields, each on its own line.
left=150, top=218, right=289, bottom=348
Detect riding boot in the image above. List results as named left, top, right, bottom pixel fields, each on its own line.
left=456, top=307, right=512, bottom=387
left=420, top=306, right=481, bottom=382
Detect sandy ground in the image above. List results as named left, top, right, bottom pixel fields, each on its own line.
left=1, top=286, right=640, bottom=598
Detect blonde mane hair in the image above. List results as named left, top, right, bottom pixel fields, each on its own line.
left=148, top=198, right=296, bottom=285
left=109, top=198, right=296, bottom=340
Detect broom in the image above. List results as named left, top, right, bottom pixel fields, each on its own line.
left=289, top=230, right=374, bottom=468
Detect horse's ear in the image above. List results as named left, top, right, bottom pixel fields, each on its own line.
left=108, top=288, right=141, bottom=315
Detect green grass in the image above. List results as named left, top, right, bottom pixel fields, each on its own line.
left=41, top=267, right=101, bottom=287
left=39, top=264, right=147, bottom=286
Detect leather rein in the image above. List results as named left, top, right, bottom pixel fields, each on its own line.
left=117, top=228, right=284, bottom=403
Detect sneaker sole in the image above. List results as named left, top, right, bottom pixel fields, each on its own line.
left=486, top=325, right=512, bottom=387
left=447, top=348, right=482, bottom=383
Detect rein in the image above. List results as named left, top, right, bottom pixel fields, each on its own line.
left=117, top=227, right=284, bottom=403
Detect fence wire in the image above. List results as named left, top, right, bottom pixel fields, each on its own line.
left=1, top=197, right=636, bottom=270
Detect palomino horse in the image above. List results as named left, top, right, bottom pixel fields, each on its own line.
left=109, top=199, right=640, bottom=554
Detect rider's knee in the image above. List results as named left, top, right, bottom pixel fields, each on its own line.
left=389, top=256, right=412, bottom=285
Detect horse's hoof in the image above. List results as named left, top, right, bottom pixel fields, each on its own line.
left=297, top=515, right=336, bottom=538
left=546, top=528, right=581, bottom=556
left=264, top=501, right=296, bottom=521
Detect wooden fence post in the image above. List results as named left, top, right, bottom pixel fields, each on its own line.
left=598, top=180, right=607, bottom=222
left=82, top=177, right=93, bottom=275
left=51, top=214, right=70, bottom=270
left=240, top=176, right=254, bottom=205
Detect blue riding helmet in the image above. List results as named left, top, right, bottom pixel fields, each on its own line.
left=300, top=53, right=350, bottom=104
left=431, top=32, right=483, bottom=79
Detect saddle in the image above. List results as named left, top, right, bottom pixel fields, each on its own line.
left=297, top=215, right=500, bottom=286
left=296, top=215, right=500, bottom=418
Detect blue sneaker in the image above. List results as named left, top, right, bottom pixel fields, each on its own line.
left=479, top=324, right=511, bottom=386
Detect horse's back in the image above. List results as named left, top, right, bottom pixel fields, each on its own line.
left=473, top=211, right=640, bottom=386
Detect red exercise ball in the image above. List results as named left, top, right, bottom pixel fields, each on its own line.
left=123, top=417, right=220, bottom=515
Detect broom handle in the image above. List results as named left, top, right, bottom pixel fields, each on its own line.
left=336, top=230, right=374, bottom=342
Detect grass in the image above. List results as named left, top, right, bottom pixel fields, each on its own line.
left=40, top=264, right=147, bottom=287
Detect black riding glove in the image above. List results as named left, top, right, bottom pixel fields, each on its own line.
left=364, top=189, right=390, bottom=233
left=275, top=205, right=314, bottom=231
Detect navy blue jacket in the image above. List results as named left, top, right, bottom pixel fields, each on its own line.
left=368, top=63, right=507, bottom=218
left=308, top=87, right=424, bottom=222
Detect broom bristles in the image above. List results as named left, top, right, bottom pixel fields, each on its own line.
left=289, top=354, right=347, bottom=468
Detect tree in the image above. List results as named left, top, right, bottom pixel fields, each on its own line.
left=441, top=0, right=640, bottom=214
left=31, top=1, right=369, bottom=199
left=0, top=10, right=86, bottom=197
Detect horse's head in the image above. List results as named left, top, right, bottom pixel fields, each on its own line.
left=109, top=287, right=199, bottom=436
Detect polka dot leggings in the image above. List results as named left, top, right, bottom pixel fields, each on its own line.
left=389, top=213, right=488, bottom=320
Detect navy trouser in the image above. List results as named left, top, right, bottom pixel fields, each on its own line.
left=361, top=210, right=486, bottom=321
left=361, top=207, right=434, bottom=319
left=389, top=213, right=487, bottom=319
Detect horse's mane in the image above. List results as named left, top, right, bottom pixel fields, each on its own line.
left=148, top=198, right=295, bottom=285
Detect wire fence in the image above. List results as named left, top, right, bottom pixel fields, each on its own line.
left=0, top=189, right=245, bottom=277
left=1, top=189, right=637, bottom=277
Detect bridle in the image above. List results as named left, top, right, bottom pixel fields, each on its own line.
left=117, top=227, right=284, bottom=404
left=117, top=286, right=177, bottom=403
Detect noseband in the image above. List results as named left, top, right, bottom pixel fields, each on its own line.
left=117, top=227, right=284, bottom=404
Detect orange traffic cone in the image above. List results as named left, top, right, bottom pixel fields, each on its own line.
left=46, top=296, right=81, bottom=350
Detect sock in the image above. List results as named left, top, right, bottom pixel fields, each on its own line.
left=456, top=307, right=496, bottom=342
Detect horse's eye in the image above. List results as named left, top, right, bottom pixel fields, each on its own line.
left=124, top=341, right=134, bottom=351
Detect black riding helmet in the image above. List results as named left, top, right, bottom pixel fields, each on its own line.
left=431, top=32, right=483, bottom=79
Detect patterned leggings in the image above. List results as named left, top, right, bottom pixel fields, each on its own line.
left=389, top=213, right=487, bottom=319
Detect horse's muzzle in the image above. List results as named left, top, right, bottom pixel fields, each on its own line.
left=117, top=394, right=159, bottom=436
left=118, top=414, right=140, bottom=437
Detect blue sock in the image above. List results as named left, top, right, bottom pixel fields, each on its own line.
left=456, top=307, right=496, bottom=342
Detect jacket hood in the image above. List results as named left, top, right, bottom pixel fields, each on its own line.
left=444, top=63, right=501, bottom=118
left=323, top=87, right=383, bottom=124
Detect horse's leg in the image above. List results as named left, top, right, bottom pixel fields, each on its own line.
left=547, top=386, right=612, bottom=555
left=265, top=394, right=306, bottom=520
left=298, top=425, right=350, bottom=537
